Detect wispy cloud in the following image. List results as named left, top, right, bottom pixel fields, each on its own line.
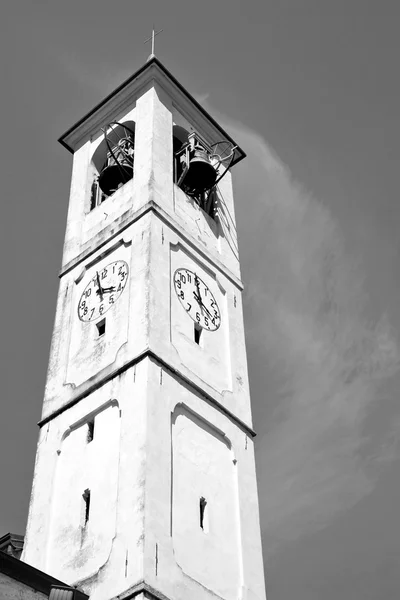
left=206, top=107, right=400, bottom=556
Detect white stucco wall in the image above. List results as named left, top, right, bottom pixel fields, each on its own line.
left=171, top=406, right=240, bottom=599
left=23, top=65, right=266, bottom=600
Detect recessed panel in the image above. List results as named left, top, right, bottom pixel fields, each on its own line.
left=170, top=244, right=232, bottom=393
left=66, top=243, right=131, bottom=387
left=171, top=404, right=241, bottom=599
left=47, top=402, right=120, bottom=582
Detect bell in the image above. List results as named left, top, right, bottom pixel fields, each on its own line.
left=183, top=148, right=217, bottom=193
left=98, top=161, right=133, bottom=196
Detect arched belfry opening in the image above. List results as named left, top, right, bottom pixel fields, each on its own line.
left=173, top=125, right=190, bottom=155
left=173, top=125, right=237, bottom=220
left=90, top=120, right=135, bottom=210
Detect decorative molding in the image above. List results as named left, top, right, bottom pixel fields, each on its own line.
left=60, top=200, right=244, bottom=292
left=59, top=58, right=245, bottom=169
left=38, top=349, right=256, bottom=438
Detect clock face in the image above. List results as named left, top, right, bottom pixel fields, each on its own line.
left=78, top=260, right=129, bottom=322
left=173, top=268, right=221, bottom=331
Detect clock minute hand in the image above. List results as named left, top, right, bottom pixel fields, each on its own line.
left=193, top=292, right=213, bottom=320
left=96, top=271, right=104, bottom=302
left=195, top=275, right=202, bottom=301
left=194, top=275, right=206, bottom=314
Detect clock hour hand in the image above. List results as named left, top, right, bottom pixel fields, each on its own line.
left=102, top=286, right=116, bottom=293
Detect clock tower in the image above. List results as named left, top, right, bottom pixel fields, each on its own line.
left=22, top=57, right=267, bottom=600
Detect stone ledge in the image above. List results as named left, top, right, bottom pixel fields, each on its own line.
left=38, top=349, right=256, bottom=438
left=60, top=200, right=243, bottom=292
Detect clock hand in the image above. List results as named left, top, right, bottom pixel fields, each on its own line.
left=96, top=272, right=104, bottom=302
left=193, top=292, right=214, bottom=320
left=102, top=286, right=116, bottom=293
left=195, top=275, right=202, bottom=300
left=194, top=275, right=205, bottom=314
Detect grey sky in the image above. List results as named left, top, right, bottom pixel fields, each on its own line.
left=1, top=1, right=400, bottom=598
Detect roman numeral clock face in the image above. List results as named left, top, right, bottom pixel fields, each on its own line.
left=78, top=260, right=129, bottom=321
left=174, top=268, right=221, bottom=331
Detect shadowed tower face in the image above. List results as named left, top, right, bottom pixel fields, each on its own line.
left=22, top=57, right=267, bottom=600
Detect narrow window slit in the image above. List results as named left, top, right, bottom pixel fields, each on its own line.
left=82, top=489, right=91, bottom=526
left=87, top=420, right=94, bottom=443
left=194, top=324, right=202, bottom=345
left=96, top=318, right=106, bottom=336
left=199, top=497, right=207, bottom=530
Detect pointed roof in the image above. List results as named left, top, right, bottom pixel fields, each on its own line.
left=58, top=56, right=245, bottom=166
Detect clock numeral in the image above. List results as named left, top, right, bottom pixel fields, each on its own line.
left=186, top=272, right=192, bottom=283
left=210, top=300, right=215, bottom=308
left=204, top=316, right=209, bottom=327
left=180, top=273, right=187, bottom=284
left=186, top=302, right=191, bottom=312
left=196, top=312, right=201, bottom=323
left=78, top=260, right=129, bottom=322
left=176, top=279, right=181, bottom=290
left=180, top=290, right=185, bottom=300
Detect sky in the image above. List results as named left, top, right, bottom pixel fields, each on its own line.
left=1, top=0, right=400, bottom=598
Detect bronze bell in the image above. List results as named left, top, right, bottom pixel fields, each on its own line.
left=98, top=162, right=133, bottom=196
left=98, top=138, right=134, bottom=196
left=184, top=147, right=217, bottom=193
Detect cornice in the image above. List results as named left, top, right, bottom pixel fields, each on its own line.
left=60, top=200, right=244, bottom=292
left=58, top=57, right=245, bottom=167
left=38, top=349, right=256, bottom=438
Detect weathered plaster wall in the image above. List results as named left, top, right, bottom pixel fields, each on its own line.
left=148, top=214, right=252, bottom=426
left=47, top=401, right=120, bottom=582
left=141, top=359, right=266, bottom=600
left=171, top=405, right=240, bottom=599
left=23, top=363, right=148, bottom=599
left=23, top=68, right=265, bottom=600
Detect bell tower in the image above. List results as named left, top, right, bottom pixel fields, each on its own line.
left=22, top=57, right=267, bottom=600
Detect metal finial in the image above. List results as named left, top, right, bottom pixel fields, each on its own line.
left=144, top=27, right=163, bottom=58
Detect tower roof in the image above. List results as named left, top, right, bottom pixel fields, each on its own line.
left=58, top=56, right=245, bottom=166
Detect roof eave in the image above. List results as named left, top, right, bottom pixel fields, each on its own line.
left=58, top=57, right=246, bottom=166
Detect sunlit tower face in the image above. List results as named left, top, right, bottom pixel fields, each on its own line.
left=22, top=57, right=266, bottom=600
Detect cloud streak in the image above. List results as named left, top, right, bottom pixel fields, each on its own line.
left=209, top=109, right=400, bottom=556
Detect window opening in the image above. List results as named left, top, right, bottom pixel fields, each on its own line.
left=173, top=132, right=236, bottom=220
left=174, top=132, right=217, bottom=219
left=96, top=318, right=106, bottom=337
left=90, top=178, right=107, bottom=210
left=90, top=121, right=135, bottom=211
left=194, top=323, right=202, bottom=345
left=82, top=489, right=91, bottom=527
left=199, top=497, right=208, bottom=531
left=87, top=420, right=94, bottom=443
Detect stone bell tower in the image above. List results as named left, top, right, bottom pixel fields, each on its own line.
left=22, top=56, right=267, bottom=600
